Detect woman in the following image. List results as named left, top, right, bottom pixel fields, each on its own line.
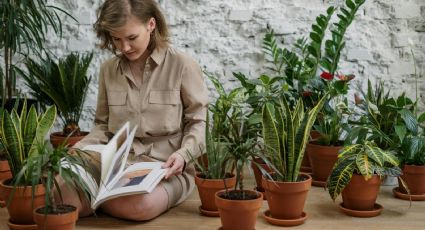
left=72, top=0, right=208, bottom=221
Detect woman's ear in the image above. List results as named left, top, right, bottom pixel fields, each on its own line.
left=147, top=17, right=156, bottom=32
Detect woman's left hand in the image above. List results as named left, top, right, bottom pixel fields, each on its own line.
left=162, top=153, right=186, bottom=179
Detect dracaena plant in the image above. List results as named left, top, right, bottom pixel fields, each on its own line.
left=0, top=101, right=57, bottom=185
left=0, top=0, right=74, bottom=104
left=327, top=141, right=401, bottom=201
left=16, top=52, right=93, bottom=137
left=262, top=93, right=328, bottom=182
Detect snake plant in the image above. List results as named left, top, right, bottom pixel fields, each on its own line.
left=327, top=141, right=401, bottom=201
left=0, top=100, right=57, bottom=185
left=262, top=94, right=328, bottom=182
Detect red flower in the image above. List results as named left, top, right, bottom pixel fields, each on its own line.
left=354, top=93, right=363, bottom=105
left=320, top=71, right=333, bottom=80
left=337, top=74, right=355, bottom=82
left=302, top=91, right=313, bottom=97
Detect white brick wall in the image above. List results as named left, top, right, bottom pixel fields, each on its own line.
left=24, top=0, right=425, bottom=131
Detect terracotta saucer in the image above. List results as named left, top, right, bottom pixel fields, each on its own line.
left=263, top=210, right=308, bottom=226
left=312, top=180, right=327, bottom=187
left=254, top=187, right=266, bottom=200
left=393, top=187, right=425, bottom=201
left=199, top=205, right=220, bottom=217
left=8, top=220, right=38, bottom=230
left=339, top=202, right=383, bottom=218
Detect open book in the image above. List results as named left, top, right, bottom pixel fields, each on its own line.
left=70, top=122, right=168, bottom=209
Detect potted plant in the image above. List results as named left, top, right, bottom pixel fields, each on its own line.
left=0, top=142, right=12, bottom=207
left=13, top=141, right=93, bottom=230
left=261, top=93, right=327, bottom=226
left=327, top=141, right=401, bottom=217
left=17, top=52, right=94, bottom=148
left=393, top=108, right=425, bottom=200
left=0, top=0, right=73, bottom=108
left=214, top=104, right=267, bottom=230
left=0, top=101, right=56, bottom=228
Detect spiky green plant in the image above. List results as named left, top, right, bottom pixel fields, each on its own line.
left=327, top=141, right=401, bottom=201
left=17, top=52, right=93, bottom=137
left=0, top=101, right=57, bottom=185
left=262, top=94, right=328, bottom=182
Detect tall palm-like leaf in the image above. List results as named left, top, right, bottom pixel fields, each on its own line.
left=0, top=0, right=74, bottom=104
left=0, top=103, right=56, bottom=185
left=17, top=52, right=93, bottom=136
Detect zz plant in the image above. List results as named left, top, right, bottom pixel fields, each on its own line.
left=262, top=94, right=328, bottom=182
left=327, top=141, right=401, bottom=201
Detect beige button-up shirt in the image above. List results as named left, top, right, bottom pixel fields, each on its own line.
left=75, top=46, right=208, bottom=207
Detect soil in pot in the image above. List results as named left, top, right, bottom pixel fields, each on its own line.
left=33, top=204, right=78, bottom=230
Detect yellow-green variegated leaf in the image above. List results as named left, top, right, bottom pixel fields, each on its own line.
left=355, top=151, right=373, bottom=180
left=281, top=97, right=295, bottom=181
left=327, top=159, right=355, bottom=201
left=365, top=143, right=384, bottom=167
left=28, top=106, right=57, bottom=157
left=23, top=105, right=38, bottom=155
left=379, top=148, right=399, bottom=167
left=338, top=144, right=361, bottom=158
left=262, top=103, right=282, bottom=172
left=1, top=110, right=24, bottom=174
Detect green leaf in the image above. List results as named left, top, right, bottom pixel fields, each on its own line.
left=356, top=151, right=372, bottom=180
left=327, top=159, right=355, bottom=201
left=394, top=125, right=407, bottom=143
left=418, top=112, right=425, bottom=123
left=398, top=109, right=418, bottom=134
left=310, top=32, right=321, bottom=44
left=346, top=0, right=356, bottom=10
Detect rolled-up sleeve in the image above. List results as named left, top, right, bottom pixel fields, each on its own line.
left=74, top=63, right=109, bottom=149
left=175, top=58, right=208, bottom=163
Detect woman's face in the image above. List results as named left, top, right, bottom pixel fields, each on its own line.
left=110, top=15, right=155, bottom=61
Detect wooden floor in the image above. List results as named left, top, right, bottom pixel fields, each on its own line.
left=1, top=176, right=424, bottom=230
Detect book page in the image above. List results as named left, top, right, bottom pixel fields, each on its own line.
left=92, top=162, right=167, bottom=209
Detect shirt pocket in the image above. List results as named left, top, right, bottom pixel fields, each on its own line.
left=107, top=91, right=128, bottom=132
left=145, top=90, right=182, bottom=135
left=108, top=90, right=127, bottom=106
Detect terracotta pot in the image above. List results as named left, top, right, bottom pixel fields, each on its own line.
left=307, top=143, right=342, bottom=184
left=251, top=158, right=273, bottom=193
left=262, top=173, right=311, bottom=220
left=215, top=190, right=263, bottom=230
left=301, top=131, right=322, bottom=173
left=50, top=131, right=89, bottom=148
left=33, top=205, right=78, bottom=230
left=0, top=160, right=12, bottom=207
left=195, top=173, right=236, bottom=213
left=399, top=164, right=425, bottom=195
left=0, top=179, right=45, bottom=224
left=342, top=174, right=381, bottom=211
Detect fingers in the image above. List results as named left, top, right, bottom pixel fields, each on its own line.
left=162, top=156, right=174, bottom=169
left=163, top=153, right=185, bottom=179
left=165, top=162, right=182, bottom=179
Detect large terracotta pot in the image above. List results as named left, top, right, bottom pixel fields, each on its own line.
left=215, top=190, right=263, bottom=230
left=0, top=179, right=45, bottom=224
left=301, top=131, right=322, bottom=173
left=307, top=142, right=342, bottom=186
left=0, top=160, right=12, bottom=207
left=251, top=158, right=273, bottom=193
left=262, top=173, right=311, bottom=220
left=342, top=174, right=381, bottom=211
left=33, top=205, right=78, bottom=230
left=50, top=131, right=89, bottom=148
left=399, top=164, right=425, bottom=195
left=195, top=173, right=236, bottom=216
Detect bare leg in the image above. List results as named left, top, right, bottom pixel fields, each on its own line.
left=100, top=184, right=169, bottom=221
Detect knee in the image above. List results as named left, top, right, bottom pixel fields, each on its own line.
left=101, top=196, right=160, bottom=221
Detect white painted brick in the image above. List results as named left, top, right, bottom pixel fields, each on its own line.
left=347, top=49, right=373, bottom=61
left=229, top=10, right=253, bottom=21
left=68, top=39, right=92, bottom=51
left=393, top=4, right=421, bottom=19
left=389, top=61, right=416, bottom=75
left=75, top=10, right=93, bottom=25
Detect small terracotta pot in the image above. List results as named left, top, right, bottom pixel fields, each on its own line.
left=342, top=174, right=381, bottom=211
left=251, top=158, right=273, bottom=193
left=0, top=160, right=12, bottom=207
left=301, top=131, right=322, bottom=173
left=33, top=205, right=78, bottom=230
left=307, top=143, right=342, bottom=184
left=262, top=173, right=312, bottom=220
left=0, top=179, right=45, bottom=224
left=50, top=131, right=89, bottom=148
left=399, top=164, right=425, bottom=195
left=195, top=173, right=236, bottom=212
left=215, top=190, right=263, bottom=230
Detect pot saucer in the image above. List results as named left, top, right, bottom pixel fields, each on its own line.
left=8, top=220, right=38, bottom=230
left=253, top=187, right=266, bottom=200
left=312, top=180, right=327, bottom=187
left=199, top=205, right=220, bottom=217
left=339, top=202, right=383, bottom=218
left=263, top=210, right=307, bottom=226
left=393, top=187, right=425, bottom=201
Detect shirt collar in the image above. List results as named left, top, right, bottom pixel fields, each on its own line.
left=116, top=46, right=167, bottom=74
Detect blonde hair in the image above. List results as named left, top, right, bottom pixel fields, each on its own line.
left=93, top=0, right=169, bottom=54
